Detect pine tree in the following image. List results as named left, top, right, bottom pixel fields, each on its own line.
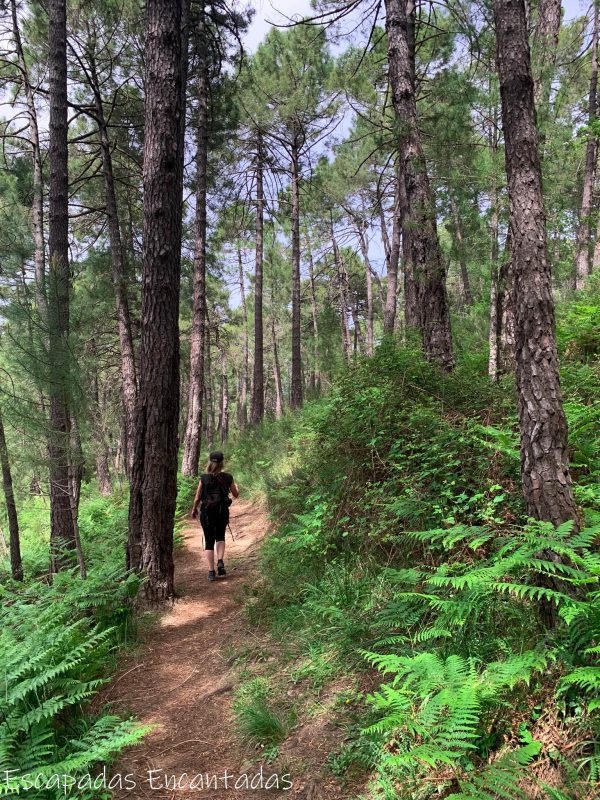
left=127, top=0, right=185, bottom=603
left=47, top=0, right=77, bottom=570
left=493, top=0, right=579, bottom=528
left=384, top=0, right=454, bottom=370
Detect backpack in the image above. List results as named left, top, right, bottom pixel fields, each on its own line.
left=200, top=473, right=230, bottom=520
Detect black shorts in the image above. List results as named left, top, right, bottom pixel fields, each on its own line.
left=200, top=512, right=227, bottom=550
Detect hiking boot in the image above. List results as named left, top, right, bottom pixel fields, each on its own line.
left=217, top=559, right=226, bottom=577
left=208, top=570, right=216, bottom=582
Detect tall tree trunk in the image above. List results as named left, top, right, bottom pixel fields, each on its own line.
left=385, top=0, right=454, bottom=368
left=449, top=194, right=474, bottom=306
left=219, top=345, right=229, bottom=445
left=88, top=56, right=138, bottom=477
left=91, top=358, right=112, bottom=495
left=350, top=296, right=366, bottom=353
left=305, top=230, right=321, bottom=392
left=384, top=162, right=402, bottom=333
left=69, top=415, right=84, bottom=516
left=69, top=416, right=87, bottom=580
left=532, top=0, right=562, bottom=147
left=204, top=316, right=214, bottom=445
left=593, top=200, right=600, bottom=271
left=271, top=317, right=284, bottom=419
left=488, top=269, right=500, bottom=381
left=365, top=260, right=374, bottom=353
left=237, top=244, right=249, bottom=429
left=127, top=0, right=184, bottom=604
left=574, top=0, right=599, bottom=289
left=353, top=217, right=375, bottom=354
left=331, top=222, right=351, bottom=362
left=47, top=0, right=77, bottom=571
left=499, top=228, right=517, bottom=372
left=379, top=195, right=391, bottom=267
left=11, top=0, right=46, bottom=316
left=488, top=173, right=501, bottom=380
left=96, top=447, right=112, bottom=496
left=401, top=166, right=418, bottom=331
left=394, top=273, right=404, bottom=336
left=0, top=406, right=22, bottom=581
left=488, top=101, right=502, bottom=381
left=376, top=191, right=394, bottom=311
left=290, top=137, right=303, bottom=408
left=181, top=15, right=209, bottom=476
left=251, top=133, right=265, bottom=424
left=493, top=0, right=579, bottom=527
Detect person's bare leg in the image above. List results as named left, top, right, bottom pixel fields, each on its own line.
left=216, top=541, right=225, bottom=562
left=204, top=549, right=215, bottom=571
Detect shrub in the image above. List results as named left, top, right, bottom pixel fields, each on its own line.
left=234, top=339, right=599, bottom=798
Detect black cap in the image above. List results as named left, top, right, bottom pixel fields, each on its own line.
left=210, top=451, right=224, bottom=463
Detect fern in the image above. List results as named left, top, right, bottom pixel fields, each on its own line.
left=0, top=549, right=147, bottom=798
left=558, top=665, right=600, bottom=694
left=364, top=651, right=548, bottom=779
left=449, top=742, right=542, bottom=799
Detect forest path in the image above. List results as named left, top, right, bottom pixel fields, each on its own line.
left=101, top=499, right=290, bottom=799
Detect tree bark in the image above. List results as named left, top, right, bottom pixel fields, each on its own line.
left=236, top=244, right=249, bottom=429
left=532, top=0, right=562, bottom=146
left=384, top=162, right=402, bottom=334
left=305, top=231, right=321, bottom=392
left=499, top=228, right=517, bottom=372
left=290, top=137, right=303, bottom=408
left=331, top=222, right=351, bottom=362
left=91, top=358, right=112, bottom=495
left=350, top=295, right=366, bottom=353
left=70, top=415, right=84, bottom=516
left=127, top=0, right=184, bottom=604
left=96, top=448, right=112, bottom=496
left=493, top=0, right=579, bottom=527
left=379, top=195, right=391, bottom=267
left=251, top=133, right=265, bottom=424
left=449, top=194, right=473, bottom=306
left=204, top=315, right=214, bottom=445
left=218, top=345, right=229, bottom=445
left=69, top=416, right=87, bottom=580
left=353, top=217, right=375, bottom=354
left=593, top=203, right=600, bottom=271
left=272, top=317, right=284, bottom=419
left=385, top=0, right=454, bottom=368
left=574, top=0, right=599, bottom=289
left=47, top=0, right=77, bottom=571
left=88, top=54, right=138, bottom=477
left=181, top=14, right=209, bottom=476
left=488, top=175, right=501, bottom=380
left=488, top=102, right=502, bottom=381
left=0, top=406, right=22, bottom=581
left=488, top=265, right=500, bottom=381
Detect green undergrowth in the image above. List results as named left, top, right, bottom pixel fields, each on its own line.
left=233, top=677, right=295, bottom=761
left=232, top=331, right=600, bottom=798
left=0, top=477, right=193, bottom=799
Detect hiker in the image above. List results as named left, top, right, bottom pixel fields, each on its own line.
left=191, top=451, right=239, bottom=582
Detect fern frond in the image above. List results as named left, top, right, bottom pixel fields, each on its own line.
left=449, top=742, right=541, bottom=799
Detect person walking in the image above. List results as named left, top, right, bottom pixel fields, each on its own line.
left=191, top=451, right=239, bottom=581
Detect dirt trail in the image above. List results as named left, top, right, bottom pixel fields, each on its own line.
left=100, top=499, right=290, bottom=799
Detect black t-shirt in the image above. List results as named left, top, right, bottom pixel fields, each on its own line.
left=201, top=472, right=233, bottom=495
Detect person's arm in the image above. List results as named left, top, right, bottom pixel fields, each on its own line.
left=191, top=480, right=203, bottom=518
left=230, top=480, right=240, bottom=499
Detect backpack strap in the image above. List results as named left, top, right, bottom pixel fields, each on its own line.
left=200, top=473, right=215, bottom=501
left=200, top=472, right=229, bottom=505
left=214, top=473, right=230, bottom=498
